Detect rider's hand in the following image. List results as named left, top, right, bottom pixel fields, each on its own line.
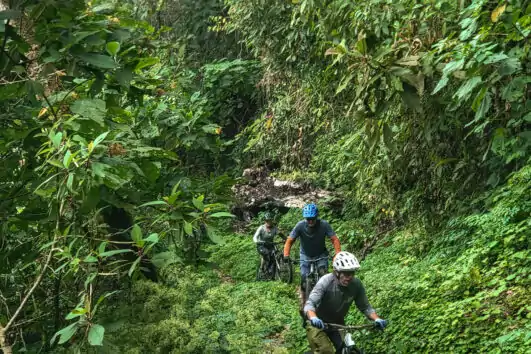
left=374, top=318, right=388, bottom=330
left=309, top=317, right=324, bottom=329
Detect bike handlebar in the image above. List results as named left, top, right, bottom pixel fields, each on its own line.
left=257, top=241, right=284, bottom=246
left=324, top=323, right=378, bottom=331
left=289, top=256, right=331, bottom=263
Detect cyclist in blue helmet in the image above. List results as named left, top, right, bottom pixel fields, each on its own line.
left=283, top=203, right=342, bottom=295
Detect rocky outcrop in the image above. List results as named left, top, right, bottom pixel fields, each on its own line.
left=231, top=167, right=338, bottom=220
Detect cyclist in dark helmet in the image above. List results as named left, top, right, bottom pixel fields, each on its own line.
left=253, top=211, right=285, bottom=276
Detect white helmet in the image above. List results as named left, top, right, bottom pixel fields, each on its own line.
left=333, top=251, right=360, bottom=272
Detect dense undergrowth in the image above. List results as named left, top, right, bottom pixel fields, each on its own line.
left=91, top=235, right=307, bottom=353
left=2, top=0, right=530, bottom=352
left=92, top=163, right=530, bottom=353
left=355, top=165, right=531, bottom=353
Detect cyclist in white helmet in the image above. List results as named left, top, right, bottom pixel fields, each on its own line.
left=303, top=251, right=388, bottom=353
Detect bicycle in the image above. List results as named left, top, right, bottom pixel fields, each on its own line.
left=255, top=241, right=293, bottom=283
left=315, top=322, right=380, bottom=354
left=292, top=255, right=330, bottom=327
left=296, top=255, right=330, bottom=303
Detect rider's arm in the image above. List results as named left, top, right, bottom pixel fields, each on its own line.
left=323, top=221, right=342, bottom=255
left=303, top=275, right=332, bottom=319
left=277, top=228, right=287, bottom=241
left=253, top=226, right=263, bottom=243
left=329, top=235, right=341, bottom=255
left=352, top=278, right=377, bottom=319
left=283, top=224, right=299, bottom=257
left=283, top=238, right=295, bottom=257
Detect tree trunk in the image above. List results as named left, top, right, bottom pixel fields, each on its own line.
left=0, top=325, right=13, bottom=354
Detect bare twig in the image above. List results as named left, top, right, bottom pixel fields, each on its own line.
left=360, top=226, right=399, bottom=260
left=42, top=94, right=59, bottom=121
left=0, top=232, right=58, bottom=354
left=0, top=18, right=10, bottom=62
left=5, top=240, right=55, bottom=330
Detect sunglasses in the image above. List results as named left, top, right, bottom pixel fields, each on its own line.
left=305, top=217, right=316, bottom=222
left=340, top=271, right=355, bottom=277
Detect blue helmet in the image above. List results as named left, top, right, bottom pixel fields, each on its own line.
left=302, top=203, right=318, bottom=218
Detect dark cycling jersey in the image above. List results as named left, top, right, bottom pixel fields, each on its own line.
left=289, top=219, right=335, bottom=257
left=304, top=273, right=375, bottom=325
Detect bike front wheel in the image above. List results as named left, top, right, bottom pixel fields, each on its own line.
left=274, top=255, right=293, bottom=283
left=304, top=275, right=317, bottom=301
left=341, top=346, right=365, bottom=354
left=256, top=260, right=270, bottom=281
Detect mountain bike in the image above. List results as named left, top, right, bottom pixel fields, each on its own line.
left=255, top=241, right=293, bottom=283
left=323, top=322, right=380, bottom=354
left=293, top=255, right=330, bottom=327
left=300, top=255, right=330, bottom=303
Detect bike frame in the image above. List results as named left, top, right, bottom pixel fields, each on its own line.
left=257, top=241, right=293, bottom=283
left=323, top=323, right=379, bottom=354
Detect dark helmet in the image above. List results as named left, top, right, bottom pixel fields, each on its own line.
left=263, top=211, right=274, bottom=220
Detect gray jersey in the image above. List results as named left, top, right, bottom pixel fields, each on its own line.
left=304, top=273, right=375, bottom=325
left=253, top=225, right=278, bottom=243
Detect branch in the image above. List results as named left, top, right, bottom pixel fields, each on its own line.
left=0, top=19, right=10, bottom=59
left=42, top=94, right=59, bottom=121
left=0, top=234, right=57, bottom=354
left=360, top=226, right=399, bottom=260
left=0, top=323, right=12, bottom=354
left=4, top=240, right=55, bottom=331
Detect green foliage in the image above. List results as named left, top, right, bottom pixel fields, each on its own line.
left=206, top=233, right=258, bottom=281
left=3, top=0, right=531, bottom=352
left=96, top=248, right=307, bottom=353
left=347, top=162, right=531, bottom=353
left=225, top=0, right=531, bottom=227
left=0, top=0, right=238, bottom=351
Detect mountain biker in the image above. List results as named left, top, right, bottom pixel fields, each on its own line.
left=253, top=212, right=286, bottom=275
left=283, top=203, right=342, bottom=293
left=304, top=251, right=388, bottom=354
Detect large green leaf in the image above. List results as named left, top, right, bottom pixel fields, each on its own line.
left=184, top=221, right=193, bottom=235
left=135, top=57, right=159, bottom=71
left=442, top=59, right=465, bottom=76
left=501, top=76, right=531, bottom=102
left=498, top=57, right=521, bottom=76
left=78, top=53, right=116, bottom=69
left=467, top=92, right=491, bottom=127
left=100, top=249, right=132, bottom=257
left=151, top=251, right=181, bottom=268
left=335, top=73, right=354, bottom=95
left=131, top=224, right=143, bottom=243
left=192, top=195, right=204, bottom=211
left=128, top=257, right=141, bottom=277
left=52, top=132, right=63, bottom=149
left=51, top=323, right=78, bottom=345
left=88, top=324, right=105, bottom=346
left=139, top=200, right=167, bottom=207
left=106, top=41, right=120, bottom=56
left=454, top=76, right=482, bottom=101
left=93, top=131, right=110, bottom=149
left=71, top=99, right=106, bottom=126
left=144, top=233, right=159, bottom=243
left=139, top=160, right=161, bottom=183
left=432, top=76, right=449, bottom=94
left=116, top=68, right=133, bottom=88
left=209, top=212, right=235, bottom=218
